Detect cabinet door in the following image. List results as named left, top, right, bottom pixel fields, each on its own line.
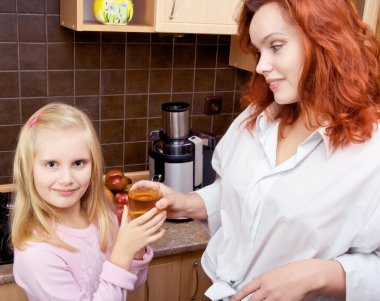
left=179, top=251, right=212, bottom=301
left=0, top=283, right=28, bottom=301
left=147, top=255, right=182, bottom=301
left=127, top=283, right=147, bottom=301
left=155, top=0, right=242, bottom=34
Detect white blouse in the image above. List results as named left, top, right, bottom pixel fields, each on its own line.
left=196, top=105, right=380, bottom=301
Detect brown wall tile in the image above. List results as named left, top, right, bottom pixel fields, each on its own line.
left=0, top=99, right=20, bottom=125
left=0, top=72, right=18, bottom=97
left=101, top=120, right=124, bottom=144
left=20, top=44, right=46, bottom=70
left=0, top=151, right=14, bottom=178
left=21, top=98, right=48, bottom=122
left=125, top=70, right=148, bottom=93
left=75, top=70, right=100, bottom=95
left=101, top=95, right=124, bottom=119
left=125, top=94, right=148, bottom=118
left=101, top=44, right=125, bottom=69
left=75, top=44, right=100, bottom=69
left=126, top=44, right=150, bottom=69
left=101, top=70, right=125, bottom=94
left=0, top=14, right=17, bottom=42
left=0, top=0, right=16, bottom=13
left=18, top=15, right=45, bottom=42
left=48, top=71, right=74, bottom=96
left=150, top=69, right=172, bottom=93
left=0, top=44, right=18, bottom=70
left=48, top=43, right=74, bottom=69
left=75, top=96, right=100, bottom=120
left=125, top=119, right=147, bottom=141
left=102, top=143, right=124, bottom=167
left=20, top=71, right=47, bottom=97
left=18, top=0, right=45, bottom=13
left=0, top=125, right=20, bottom=151
left=124, top=142, right=147, bottom=165
left=172, top=69, right=194, bottom=93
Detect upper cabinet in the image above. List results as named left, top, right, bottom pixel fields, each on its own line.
left=155, top=0, right=241, bottom=34
left=60, top=0, right=242, bottom=34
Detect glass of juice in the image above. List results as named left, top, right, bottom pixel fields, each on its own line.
left=127, top=187, right=162, bottom=220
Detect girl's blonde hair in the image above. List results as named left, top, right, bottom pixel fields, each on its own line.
left=11, top=102, right=116, bottom=252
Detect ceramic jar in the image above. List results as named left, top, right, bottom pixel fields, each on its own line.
left=93, top=0, right=133, bottom=25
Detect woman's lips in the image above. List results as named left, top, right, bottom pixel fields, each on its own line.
left=266, top=79, right=282, bottom=91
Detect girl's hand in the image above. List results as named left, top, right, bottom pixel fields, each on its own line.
left=110, top=205, right=166, bottom=270
left=131, top=180, right=207, bottom=220
left=231, top=259, right=345, bottom=301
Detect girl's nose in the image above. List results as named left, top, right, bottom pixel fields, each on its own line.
left=59, top=167, right=74, bottom=185
left=255, top=53, right=272, bottom=75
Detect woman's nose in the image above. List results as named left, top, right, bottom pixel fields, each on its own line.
left=255, top=53, right=272, bottom=75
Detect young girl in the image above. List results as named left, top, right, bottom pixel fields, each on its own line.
left=11, top=103, right=166, bottom=300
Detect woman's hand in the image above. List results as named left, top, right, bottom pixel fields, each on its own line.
left=131, top=180, right=207, bottom=220
left=110, top=205, right=166, bottom=270
left=231, top=259, right=345, bottom=301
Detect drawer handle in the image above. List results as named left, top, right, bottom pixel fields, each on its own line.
left=192, top=262, right=199, bottom=300
left=169, top=0, right=176, bottom=20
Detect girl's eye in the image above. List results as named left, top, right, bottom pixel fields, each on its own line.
left=271, top=44, right=282, bottom=52
left=73, top=160, right=86, bottom=167
left=46, top=161, right=58, bottom=168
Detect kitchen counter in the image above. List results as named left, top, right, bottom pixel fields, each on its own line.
left=0, top=220, right=210, bottom=285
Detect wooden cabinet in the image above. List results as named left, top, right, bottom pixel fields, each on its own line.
left=128, top=251, right=212, bottom=301
left=155, top=0, right=241, bottom=34
left=0, top=283, right=27, bottom=301
left=60, top=0, right=241, bottom=34
left=179, top=251, right=212, bottom=301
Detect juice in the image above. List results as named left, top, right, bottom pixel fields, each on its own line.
left=128, top=188, right=161, bottom=219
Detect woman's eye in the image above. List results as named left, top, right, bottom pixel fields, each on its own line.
left=271, top=44, right=282, bottom=52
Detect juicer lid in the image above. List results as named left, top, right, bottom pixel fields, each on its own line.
left=162, top=102, right=189, bottom=112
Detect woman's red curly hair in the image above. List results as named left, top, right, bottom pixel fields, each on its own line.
left=238, top=0, right=380, bottom=148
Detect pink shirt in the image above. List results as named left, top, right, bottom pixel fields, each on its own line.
left=13, top=221, right=153, bottom=301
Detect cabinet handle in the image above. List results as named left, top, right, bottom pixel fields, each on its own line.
left=192, top=262, right=199, bottom=300
left=169, top=0, right=176, bottom=20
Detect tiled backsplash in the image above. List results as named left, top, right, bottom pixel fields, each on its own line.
left=0, top=0, right=250, bottom=184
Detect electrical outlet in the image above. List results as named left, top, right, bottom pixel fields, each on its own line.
left=204, top=96, right=222, bottom=115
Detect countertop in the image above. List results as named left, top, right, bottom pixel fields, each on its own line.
left=0, top=220, right=210, bottom=285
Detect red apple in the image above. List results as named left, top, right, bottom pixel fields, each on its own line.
left=114, top=191, right=128, bottom=206
left=106, top=175, right=128, bottom=192
left=115, top=204, right=124, bottom=225
left=105, top=169, right=124, bottom=183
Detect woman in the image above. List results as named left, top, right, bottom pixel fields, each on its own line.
left=134, top=0, right=380, bottom=300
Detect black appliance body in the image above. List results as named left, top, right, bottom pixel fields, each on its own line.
left=0, top=192, right=13, bottom=265
left=149, top=102, right=216, bottom=194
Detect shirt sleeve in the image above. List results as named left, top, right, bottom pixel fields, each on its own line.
left=334, top=201, right=380, bottom=300
left=127, top=245, right=153, bottom=290
left=13, top=244, right=146, bottom=301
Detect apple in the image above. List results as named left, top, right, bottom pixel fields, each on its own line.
left=115, top=204, right=124, bottom=225
left=106, top=175, right=128, bottom=192
left=114, top=191, right=128, bottom=206
left=105, top=169, right=124, bottom=183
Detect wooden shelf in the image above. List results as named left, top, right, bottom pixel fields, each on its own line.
left=60, top=0, right=155, bottom=32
